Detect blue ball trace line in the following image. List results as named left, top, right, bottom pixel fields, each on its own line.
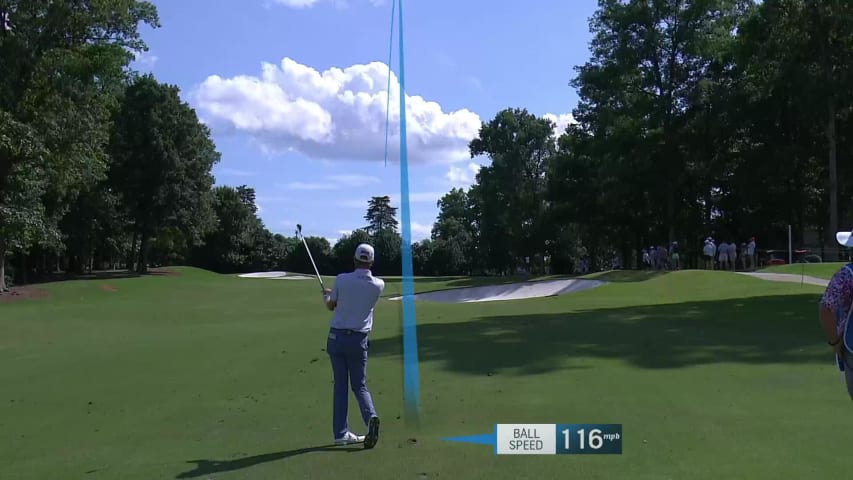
left=442, top=433, right=497, bottom=446
left=389, top=0, right=421, bottom=421
left=382, top=0, right=396, bottom=168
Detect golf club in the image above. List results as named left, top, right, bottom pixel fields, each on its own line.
left=296, top=224, right=326, bottom=294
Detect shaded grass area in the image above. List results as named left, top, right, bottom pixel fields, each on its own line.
left=370, top=294, right=824, bottom=374
left=175, top=444, right=363, bottom=478
left=580, top=270, right=669, bottom=283
left=2, top=267, right=850, bottom=480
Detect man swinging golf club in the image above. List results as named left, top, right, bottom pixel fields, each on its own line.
left=323, top=243, right=383, bottom=447
left=819, top=227, right=853, bottom=399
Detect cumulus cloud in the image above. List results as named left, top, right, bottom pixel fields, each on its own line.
left=217, top=167, right=255, bottom=177
left=327, top=174, right=380, bottom=187
left=544, top=112, right=577, bottom=137
left=410, top=222, right=432, bottom=240
left=270, top=0, right=384, bottom=8
left=334, top=222, right=431, bottom=242
left=337, top=191, right=444, bottom=209
left=132, top=50, right=158, bottom=69
left=277, top=174, right=380, bottom=190
left=271, top=0, right=321, bottom=7
left=191, top=57, right=482, bottom=165
left=446, top=162, right=481, bottom=188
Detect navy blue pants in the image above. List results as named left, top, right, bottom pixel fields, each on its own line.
left=327, top=328, right=377, bottom=439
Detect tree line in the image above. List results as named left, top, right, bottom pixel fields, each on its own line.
left=420, top=0, right=853, bottom=275
left=0, top=1, right=393, bottom=290
left=3, top=0, right=853, bottom=291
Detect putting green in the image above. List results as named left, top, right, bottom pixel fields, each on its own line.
left=2, top=268, right=851, bottom=479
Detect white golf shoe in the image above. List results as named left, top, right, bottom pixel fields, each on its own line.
left=334, top=431, right=365, bottom=445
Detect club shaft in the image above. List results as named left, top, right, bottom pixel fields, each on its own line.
left=299, top=235, right=325, bottom=291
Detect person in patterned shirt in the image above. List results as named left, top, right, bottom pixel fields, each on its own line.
left=819, top=228, right=853, bottom=398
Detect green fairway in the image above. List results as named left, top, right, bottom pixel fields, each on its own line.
left=759, top=262, right=849, bottom=279
left=3, top=268, right=852, bottom=479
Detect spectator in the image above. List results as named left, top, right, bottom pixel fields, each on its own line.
left=703, top=238, right=716, bottom=270
left=642, top=249, right=651, bottom=270
left=649, top=246, right=657, bottom=271
left=657, top=244, right=668, bottom=270
left=718, top=240, right=730, bottom=270
left=740, top=242, right=748, bottom=271
left=726, top=240, right=737, bottom=271
left=670, top=241, right=680, bottom=270
left=747, top=237, right=757, bottom=270
left=817, top=228, right=853, bottom=399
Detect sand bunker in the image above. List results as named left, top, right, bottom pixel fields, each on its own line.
left=737, top=272, right=829, bottom=287
left=389, top=278, right=606, bottom=303
left=238, top=271, right=312, bottom=280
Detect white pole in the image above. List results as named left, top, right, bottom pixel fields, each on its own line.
left=788, top=224, right=792, bottom=264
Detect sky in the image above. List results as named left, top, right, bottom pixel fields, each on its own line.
left=129, top=0, right=598, bottom=246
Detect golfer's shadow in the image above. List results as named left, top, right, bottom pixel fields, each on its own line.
left=175, top=444, right=363, bottom=478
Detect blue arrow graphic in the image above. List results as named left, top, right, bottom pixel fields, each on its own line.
left=442, top=433, right=496, bottom=445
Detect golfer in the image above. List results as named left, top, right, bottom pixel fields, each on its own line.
left=323, top=243, right=382, bottom=448
left=819, top=228, right=853, bottom=399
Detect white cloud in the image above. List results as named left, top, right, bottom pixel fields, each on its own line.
left=337, top=199, right=371, bottom=209
left=544, top=112, right=577, bottom=137
left=333, top=222, right=430, bottom=242
left=272, top=0, right=321, bottom=7
left=336, top=191, right=444, bottom=209
left=132, top=50, right=158, bottom=69
left=217, top=167, right=255, bottom=177
left=256, top=195, right=290, bottom=204
left=270, top=0, right=385, bottom=8
left=280, top=182, right=336, bottom=191
left=191, top=57, right=482, bottom=165
left=410, top=222, right=432, bottom=241
left=404, top=192, right=445, bottom=203
left=446, top=162, right=481, bottom=188
left=277, top=174, right=380, bottom=190
left=327, top=174, right=380, bottom=187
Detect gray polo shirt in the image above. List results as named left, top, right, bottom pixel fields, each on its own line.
left=328, top=268, right=385, bottom=333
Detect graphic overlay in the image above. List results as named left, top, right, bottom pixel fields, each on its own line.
left=556, top=424, right=622, bottom=455
left=496, top=424, right=556, bottom=455
left=444, top=424, right=622, bottom=455
left=392, top=0, right=422, bottom=423
left=382, top=0, right=396, bottom=168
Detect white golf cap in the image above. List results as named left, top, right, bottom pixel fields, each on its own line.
left=354, top=243, right=375, bottom=263
left=837, top=229, right=853, bottom=247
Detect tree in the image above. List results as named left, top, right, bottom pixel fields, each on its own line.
left=236, top=185, right=257, bottom=214
left=269, top=234, right=299, bottom=270
left=0, top=0, right=160, bottom=291
left=431, top=188, right=476, bottom=274
left=60, top=182, right=125, bottom=274
left=571, top=0, right=748, bottom=247
left=364, top=195, right=398, bottom=235
left=286, top=236, right=332, bottom=275
left=468, top=108, right=556, bottom=274
left=108, top=74, right=220, bottom=274
left=371, top=228, right=402, bottom=276
left=411, top=239, right=434, bottom=275
left=190, top=186, right=263, bottom=273
left=332, top=229, right=372, bottom=272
